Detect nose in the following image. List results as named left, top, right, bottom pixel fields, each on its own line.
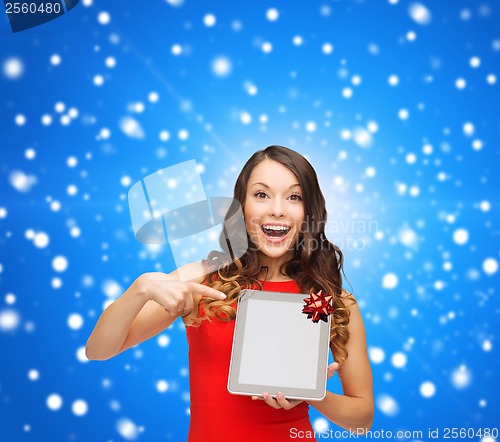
left=269, top=198, right=285, bottom=217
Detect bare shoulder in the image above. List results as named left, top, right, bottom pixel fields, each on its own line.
left=170, top=261, right=209, bottom=284
left=338, top=288, right=366, bottom=336
left=339, top=288, right=359, bottom=310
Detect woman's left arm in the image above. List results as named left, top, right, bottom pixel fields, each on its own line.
left=307, top=296, right=374, bottom=434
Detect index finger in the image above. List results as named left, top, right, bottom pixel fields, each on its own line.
left=327, top=362, right=339, bottom=380
left=190, top=283, right=226, bottom=300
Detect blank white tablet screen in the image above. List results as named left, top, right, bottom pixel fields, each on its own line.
left=238, top=298, right=321, bottom=390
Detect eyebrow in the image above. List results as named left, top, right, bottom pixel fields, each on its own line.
left=251, top=182, right=301, bottom=189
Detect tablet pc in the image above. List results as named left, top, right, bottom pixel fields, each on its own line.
left=227, top=289, right=331, bottom=401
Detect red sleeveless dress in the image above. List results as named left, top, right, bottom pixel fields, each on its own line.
left=186, top=279, right=317, bottom=442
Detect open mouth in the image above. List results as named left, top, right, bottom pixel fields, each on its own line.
left=261, top=225, right=291, bottom=239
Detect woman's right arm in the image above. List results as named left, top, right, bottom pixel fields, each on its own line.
left=85, top=264, right=225, bottom=361
left=85, top=276, right=151, bottom=361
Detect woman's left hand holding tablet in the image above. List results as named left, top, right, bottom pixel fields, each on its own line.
left=251, top=362, right=339, bottom=410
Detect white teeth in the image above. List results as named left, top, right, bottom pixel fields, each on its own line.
left=263, top=225, right=289, bottom=231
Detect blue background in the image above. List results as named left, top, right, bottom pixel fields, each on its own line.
left=0, top=0, right=499, bottom=441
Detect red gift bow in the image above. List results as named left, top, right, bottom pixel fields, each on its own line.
left=302, top=289, right=335, bottom=323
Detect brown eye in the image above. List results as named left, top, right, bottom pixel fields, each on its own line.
left=254, top=191, right=268, bottom=199
left=289, top=194, right=303, bottom=201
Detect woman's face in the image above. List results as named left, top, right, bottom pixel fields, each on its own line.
left=244, top=159, right=305, bottom=261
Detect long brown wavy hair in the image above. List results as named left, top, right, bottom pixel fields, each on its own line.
left=193, top=145, right=355, bottom=368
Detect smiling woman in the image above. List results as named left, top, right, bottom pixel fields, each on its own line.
left=86, top=145, right=373, bottom=442
left=184, top=146, right=373, bottom=440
